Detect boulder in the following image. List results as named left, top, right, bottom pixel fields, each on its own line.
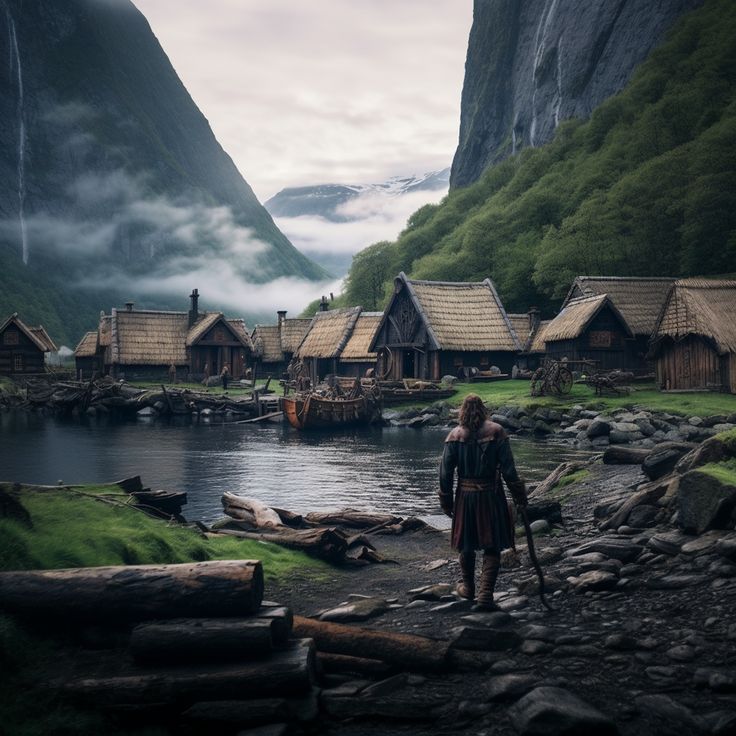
left=587, top=418, right=611, bottom=438
left=676, top=434, right=736, bottom=475
left=627, top=504, right=660, bottom=528
left=567, top=537, right=643, bottom=563
left=678, top=470, right=736, bottom=535
left=567, top=569, right=619, bottom=592
left=508, top=687, right=618, bottom=736
left=485, top=674, right=539, bottom=702
left=526, top=501, right=563, bottom=524
left=643, top=442, right=696, bottom=480
left=602, top=446, right=650, bottom=465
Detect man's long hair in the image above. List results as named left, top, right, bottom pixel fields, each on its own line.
left=459, top=394, right=487, bottom=433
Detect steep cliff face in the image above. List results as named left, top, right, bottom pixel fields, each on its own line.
left=451, top=0, right=704, bottom=187
left=0, top=0, right=325, bottom=343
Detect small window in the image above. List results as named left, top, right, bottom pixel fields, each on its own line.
left=13, top=354, right=23, bottom=371
left=3, top=331, right=19, bottom=345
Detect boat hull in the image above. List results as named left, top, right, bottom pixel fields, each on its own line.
left=282, top=395, right=378, bottom=430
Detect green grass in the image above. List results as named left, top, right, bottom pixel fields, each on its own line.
left=0, top=484, right=326, bottom=582
left=698, top=458, right=736, bottom=485
left=554, top=469, right=591, bottom=489
left=396, top=379, right=736, bottom=418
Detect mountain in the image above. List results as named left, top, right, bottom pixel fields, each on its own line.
left=451, top=0, right=704, bottom=187
left=342, top=0, right=736, bottom=316
left=265, top=169, right=451, bottom=223
left=0, top=0, right=326, bottom=346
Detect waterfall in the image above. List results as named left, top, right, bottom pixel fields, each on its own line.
left=554, top=35, right=564, bottom=128
left=7, top=9, right=28, bottom=265
left=530, top=0, right=561, bottom=147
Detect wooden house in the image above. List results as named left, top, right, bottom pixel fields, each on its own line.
left=507, top=309, right=549, bottom=372
left=338, top=312, right=382, bottom=378
left=252, top=311, right=311, bottom=378
left=0, top=313, right=57, bottom=376
left=650, top=279, right=736, bottom=393
left=563, top=276, right=674, bottom=373
left=295, top=306, right=362, bottom=384
left=369, top=273, right=521, bottom=381
left=74, top=331, right=101, bottom=380
left=79, top=290, right=253, bottom=381
left=543, top=294, right=633, bottom=371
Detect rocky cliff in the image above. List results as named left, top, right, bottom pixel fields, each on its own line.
left=0, top=0, right=325, bottom=343
left=451, top=0, right=704, bottom=187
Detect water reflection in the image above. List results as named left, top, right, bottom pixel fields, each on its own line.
left=0, top=413, right=592, bottom=522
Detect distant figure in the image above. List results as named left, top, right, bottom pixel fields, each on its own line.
left=202, top=362, right=210, bottom=386
left=220, top=364, right=230, bottom=390
left=168, top=363, right=176, bottom=384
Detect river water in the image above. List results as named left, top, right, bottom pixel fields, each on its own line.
left=0, top=413, right=591, bottom=523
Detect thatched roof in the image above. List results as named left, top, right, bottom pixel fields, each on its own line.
left=389, top=274, right=520, bottom=352
left=0, top=313, right=57, bottom=352
left=185, top=313, right=252, bottom=349
left=507, top=312, right=547, bottom=353
left=507, top=314, right=531, bottom=346
left=74, top=331, right=98, bottom=358
left=528, top=320, right=552, bottom=354
left=565, top=276, right=674, bottom=336
left=544, top=294, right=632, bottom=342
left=296, top=307, right=362, bottom=359
left=252, top=325, right=283, bottom=363
left=111, top=309, right=190, bottom=366
left=280, top=319, right=311, bottom=354
left=340, top=312, right=382, bottom=362
left=653, top=279, right=736, bottom=354
left=227, top=319, right=253, bottom=350
left=99, top=315, right=112, bottom=347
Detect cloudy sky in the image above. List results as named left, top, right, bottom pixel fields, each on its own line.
left=134, top=0, right=473, bottom=202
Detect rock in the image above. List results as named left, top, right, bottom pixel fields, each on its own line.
left=567, top=570, right=619, bottom=592
left=643, top=443, right=695, bottom=480
left=534, top=421, right=554, bottom=435
left=678, top=470, right=736, bottom=534
left=519, top=625, right=558, bottom=642
left=508, top=687, right=618, bottom=736
left=526, top=501, right=563, bottom=524
left=530, top=519, right=550, bottom=534
left=137, top=406, right=156, bottom=416
left=680, top=530, right=725, bottom=555
left=666, top=645, right=697, bottom=662
left=646, top=575, right=704, bottom=590
left=537, top=547, right=564, bottom=564
left=449, top=626, right=522, bottom=651
left=627, top=504, right=659, bottom=528
left=602, top=446, right=650, bottom=465
left=520, top=639, right=553, bottom=655
left=319, top=597, right=390, bottom=622
left=647, top=530, right=688, bottom=556
left=568, top=537, right=643, bottom=563
left=715, top=537, right=736, bottom=561
left=587, top=418, right=611, bottom=438
left=431, top=599, right=474, bottom=613
left=408, top=584, right=454, bottom=601
left=603, top=633, right=638, bottom=651
left=497, top=595, right=529, bottom=612
left=676, top=434, right=736, bottom=474
left=461, top=611, right=514, bottom=627
left=423, top=559, right=450, bottom=571
left=485, top=674, right=539, bottom=702
left=635, top=694, right=707, bottom=735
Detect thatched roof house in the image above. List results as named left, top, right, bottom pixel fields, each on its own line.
left=650, top=279, right=736, bottom=393
left=78, top=290, right=253, bottom=381
left=74, top=331, right=101, bottom=379
left=295, top=306, right=362, bottom=382
left=369, top=273, right=520, bottom=380
left=252, top=312, right=312, bottom=377
left=0, top=313, right=57, bottom=375
left=339, top=312, right=382, bottom=377
left=543, top=294, right=633, bottom=372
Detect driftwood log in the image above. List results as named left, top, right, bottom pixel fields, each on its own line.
left=0, top=561, right=264, bottom=623
left=60, top=639, right=316, bottom=706
left=304, top=510, right=402, bottom=528
left=317, top=651, right=394, bottom=677
left=529, top=461, right=586, bottom=499
left=222, top=493, right=284, bottom=529
left=213, top=528, right=348, bottom=564
left=293, top=616, right=449, bottom=672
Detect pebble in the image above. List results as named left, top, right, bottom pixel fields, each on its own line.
left=485, top=673, right=539, bottom=702
left=666, top=644, right=697, bottom=662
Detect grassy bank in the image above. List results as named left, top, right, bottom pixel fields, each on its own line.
left=402, top=380, right=736, bottom=418
left=0, top=483, right=325, bottom=581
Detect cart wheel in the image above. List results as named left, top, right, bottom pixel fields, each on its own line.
left=529, top=367, right=545, bottom=396
left=557, top=367, right=573, bottom=395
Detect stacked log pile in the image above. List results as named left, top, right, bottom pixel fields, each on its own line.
left=215, top=493, right=430, bottom=564
left=0, top=561, right=323, bottom=731
left=9, top=376, right=258, bottom=418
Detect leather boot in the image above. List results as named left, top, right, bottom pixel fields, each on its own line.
left=455, top=551, right=475, bottom=600
left=472, top=553, right=500, bottom=611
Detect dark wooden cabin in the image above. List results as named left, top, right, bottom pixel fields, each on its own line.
left=543, top=294, right=633, bottom=372
left=74, top=331, right=101, bottom=380
left=295, top=307, right=362, bottom=384
left=369, top=273, right=521, bottom=381
left=0, top=313, right=57, bottom=376
left=563, top=276, right=674, bottom=374
left=650, top=279, right=736, bottom=393
left=252, top=311, right=311, bottom=379
left=507, top=309, right=549, bottom=372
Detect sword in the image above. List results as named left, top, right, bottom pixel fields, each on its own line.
left=518, top=505, right=554, bottom=613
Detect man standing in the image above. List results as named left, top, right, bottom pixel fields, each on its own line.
left=439, top=394, right=527, bottom=611
left=220, top=364, right=229, bottom=390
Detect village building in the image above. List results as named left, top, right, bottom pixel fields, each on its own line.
left=75, top=290, right=253, bottom=382
left=0, top=313, right=57, bottom=376
left=337, top=312, right=382, bottom=378
left=542, top=293, right=634, bottom=372
left=294, top=306, right=362, bottom=385
left=74, top=331, right=101, bottom=380
left=563, top=276, right=674, bottom=373
left=369, top=273, right=521, bottom=381
left=506, top=308, right=549, bottom=372
left=650, top=279, right=736, bottom=393
left=252, top=311, right=311, bottom=379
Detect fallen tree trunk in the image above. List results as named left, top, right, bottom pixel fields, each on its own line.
left=212, top=528, right=348, bottom=564
left=602, top=446, right=651, bottom=465
left=317, top=651, right=394, bottom=677
left=599, top=477, right=672, bottom=531
left=130, top=618, right=276, bottom=665
left=222, top=493, right=283, bottom=529
left=61, top=639, right=316, bottom=706
left=0, top=561, right=263, bottom=623
left=293, top=616, right=448, bottom=672
left=303, top=510, right=401, bottom=528
left=529, top=461, right=586, bottom=499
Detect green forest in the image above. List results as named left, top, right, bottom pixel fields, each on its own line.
left=338, top=0, right=736, bottom=317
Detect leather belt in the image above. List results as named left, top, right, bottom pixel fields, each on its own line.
left=457, top=478, right=493, bottom=493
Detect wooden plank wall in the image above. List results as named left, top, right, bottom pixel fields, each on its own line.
left=656, top=336, right=722, bottom=391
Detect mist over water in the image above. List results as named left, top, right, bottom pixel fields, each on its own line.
left=0, top=414, right=591, bottom=523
